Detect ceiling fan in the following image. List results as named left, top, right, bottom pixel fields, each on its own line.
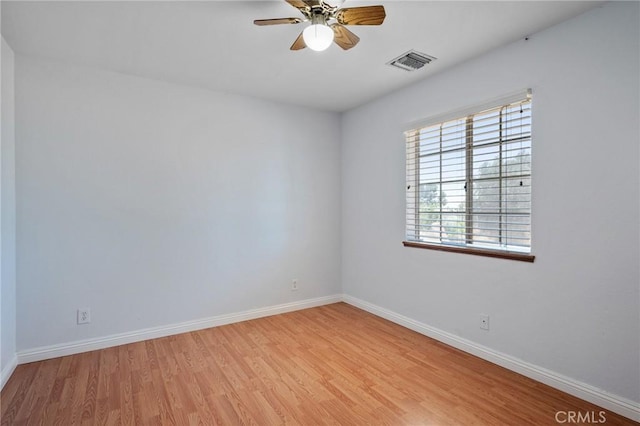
left=254, top=0, right=386, bottom=52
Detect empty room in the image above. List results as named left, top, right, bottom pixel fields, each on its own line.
left=1, top=1, right=639, bottom=424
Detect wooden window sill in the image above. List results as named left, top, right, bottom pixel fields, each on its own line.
left=403, top=241, right=535, bottom=263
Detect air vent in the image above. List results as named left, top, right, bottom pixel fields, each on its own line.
left=388, top=50, right=436, bottom=71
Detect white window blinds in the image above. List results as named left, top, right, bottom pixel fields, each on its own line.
left=405, top=91, right=532, bottom=254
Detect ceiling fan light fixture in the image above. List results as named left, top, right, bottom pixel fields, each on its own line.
left=303, top=24, right=334, bottom=51
left=254, top=1, right=386, bottom=51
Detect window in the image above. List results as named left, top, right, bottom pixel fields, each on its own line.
left=404, top=91, right=534, bottom=262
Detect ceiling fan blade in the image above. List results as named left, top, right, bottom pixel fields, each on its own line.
left=336, top=5, right=386, bottom=25
left=290, top=31, right=307, bottom=50
left=285, top=0, right=308, bottom=8
left=301, top=0, right=321, bottom=6
left=331, top=24, right=360, bottom=50
left=254, top=17, right=303, bottom=26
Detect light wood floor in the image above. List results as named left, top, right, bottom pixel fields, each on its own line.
left=1, top=303, right=636, bottom=425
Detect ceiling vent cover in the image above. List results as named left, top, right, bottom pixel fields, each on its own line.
left=388, top=50, right=436, bottom=71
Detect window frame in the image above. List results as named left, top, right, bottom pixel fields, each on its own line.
left=403, top=90, right=535, bottom=262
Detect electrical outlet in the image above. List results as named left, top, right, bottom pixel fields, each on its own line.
left=480, top=314, right=489, bottom=331
left=291, top=279, right=298, bottom=291
left=77, top=308, right=91, bottom=325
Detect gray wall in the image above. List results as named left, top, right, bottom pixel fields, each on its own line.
left=1, top=36, right=17, bottom=385
left=15, top=55, right=342, bottom=350
left=341, top=2, right=639, bottom=403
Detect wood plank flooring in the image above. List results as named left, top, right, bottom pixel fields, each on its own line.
left=1, top=303, right=637, bottom=425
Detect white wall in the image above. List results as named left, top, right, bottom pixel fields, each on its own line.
left=15, top=55, right=342, bottom=350
left=341, top=1, right=639, bottom=404
left=1, top=35, right=17, bottom=385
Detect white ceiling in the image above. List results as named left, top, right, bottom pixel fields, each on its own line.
left=1, top=1, right=603, bottom=112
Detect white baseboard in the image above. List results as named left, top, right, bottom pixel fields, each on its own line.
left=17, top=294, right=341, bottom=364
left=1, top=355, right=18, bottom=390
left=11, top=293, right=639, bottom=422
left=342, top=295, right=640, bottom=422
